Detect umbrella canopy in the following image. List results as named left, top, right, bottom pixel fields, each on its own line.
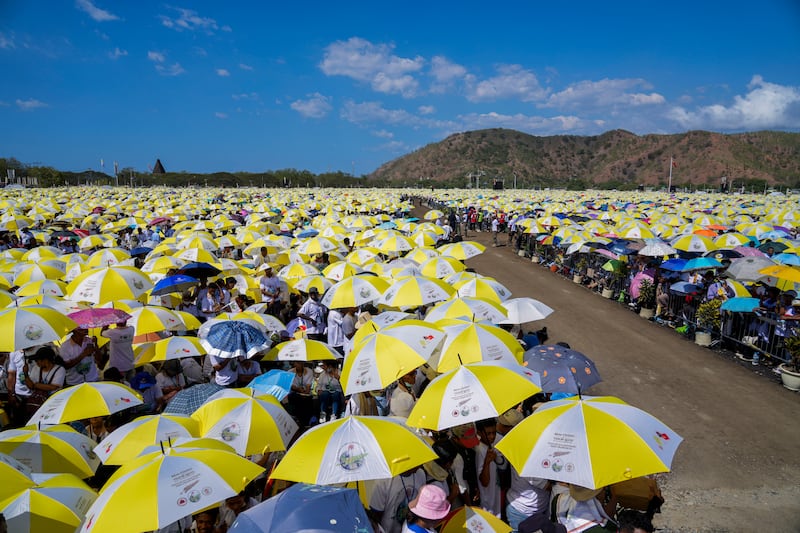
left=319, top=275, right=389, bottom=309
left=441, top=506, right=512, bottom=533
left=758, top=264, right=800, bottom=284
left=191, top=391, right=298, bottom=456
left=230, top=483, right=372, bottom=533
left=418, top=256, right=466, bottom=279
left=79, top=446, right=264, bottom=533
left=681, top=256, right=724, bottom=272
left=67, top=308, right=131, bottom=329
left=499, top=297, right=555, bottom=324
left=94, top=414, right=198, bottom=465
left=151, top=274, right=199, bottom=296
left=134, top=336, right=207, bottom=366
left=265, top=338, right=340, bottom=361
left=454, top=276, right=512, bottom=302
left=0, top=306, right=77, bottom=352
left=27, top=382, right=143, bottom=425
left=341, top=320, right=445, bottom=395
left=439, top=241, right=486, bottom=260
left=637, top=241, right=677, bottom=257
left=0, top=472, right=97, bottom=533
left=379, top=275, right=455, bottom=308
left=248, top=369, right=294, bottom=402
left=270, top=416, right=436, bottom=484
left=66, top=266, right=154, bottom=305
left=0, top=424, right=100, bottom=479
left=425, top=296, right=508, bottom=324
left=163, top=383, right=225, bottom=415
left=428, top=321, right=524, bottom=373
left=406, top=361, right=542, bottom=431
left=720, top=297, right=761, bottom=313
left=522, top=345, right=602, bottom=394
left=200, top=320, right=271, bottom=359
left=495, top=396, right=683, bottom=489
left=177, top=261, right=221, bottom=278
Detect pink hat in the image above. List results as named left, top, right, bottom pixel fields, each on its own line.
left=409, top=484, right=450, bottom=521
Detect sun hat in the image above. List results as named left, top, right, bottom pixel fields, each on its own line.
left=451, top=423, right=480, bottom=448
left=354, top=311, right=373, bottom=330
left=568, top=484, right=604, bottom=502
left=497, top=408, right=524, bottom=427
left=408, top=484, right=451, bottom=521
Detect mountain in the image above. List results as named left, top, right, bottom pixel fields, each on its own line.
left=367, top=129, right=800, bottom=189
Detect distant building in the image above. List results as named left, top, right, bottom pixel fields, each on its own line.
left=153, top=159, right=166, bottom=174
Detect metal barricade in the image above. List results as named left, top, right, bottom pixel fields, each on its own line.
left=720, top=312, right=792, bottom=363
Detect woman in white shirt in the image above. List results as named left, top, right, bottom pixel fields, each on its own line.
left=316, top=360, right=343, bottom=422
left=288, top=361, right=314, bottom=427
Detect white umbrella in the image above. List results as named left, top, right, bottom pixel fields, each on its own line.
left=27, top=382, right=143, bottom=425
left=499, top=297, right=555, bottom=324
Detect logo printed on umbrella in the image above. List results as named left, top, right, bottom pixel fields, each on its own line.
left=338, top=442, right=368, bottom=471
left=133, top=279, right=144, bottom=290
left=221, top=423, right=240, bottom=442
left=81, top=442, right=98, bottom=460
left=23, top=323, right=44, bottom=341
left=654, top=431, right=671, bottom=449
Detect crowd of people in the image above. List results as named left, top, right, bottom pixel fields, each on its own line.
left=3, top=186, right=796, bottom=532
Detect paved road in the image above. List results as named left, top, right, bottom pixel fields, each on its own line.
left=447, top=227, right=800, bottom=531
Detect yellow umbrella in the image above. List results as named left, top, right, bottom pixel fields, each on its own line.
left=0, top=306, right=77, bottom=352
left=133, top=336, right=207, bottom=366
left=0, top=424, right=100, bottom=479
left=80, top=446, right=263, bottom=533
left=265, top=338, right=340, bottom=361
left=758, top=264, right=800, bottom=283
left=94, top=414, right=198, bottom=465
left=424, top=296, right=508, bottom=324
left=12, top=264, right=64, bottom=286
left=85, top=248, right=132, bottom=268
left=438, top=240, right=486, bottom=260
left=424, top=209, right=444, bottom=220
left=320, top=275, right=389, bottom=309
left=0, top=472, right=97, bottom=533
left=126, top=306, right=184, bottom=335
left=441, top=506, right=512, bottom=533
left=428, top=320, right=524, bottom=372
left=191, top=391, right=298, bottom=456
left=15, top=279, right=68, bottom=297
left=406, top=361, right=542, bottom=431
left=454, top=275, right=512, bottom=302
left=270, top=416, right=436, bottom=484
left=379, top=275, right=455, bottom=308
left=66, top=266, right=154, bottom=305
left=27, top=382, right=143, bottom=425
left=419, top=256, right=466, bottom=279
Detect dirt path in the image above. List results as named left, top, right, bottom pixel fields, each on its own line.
left=420, top=216, right=800, bottom=531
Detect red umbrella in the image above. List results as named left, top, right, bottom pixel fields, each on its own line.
left=148, top=216, right=173, bottom=226
left=629, top=270, right=655, bottom=300
left=67, top=308, right=131, bottom=328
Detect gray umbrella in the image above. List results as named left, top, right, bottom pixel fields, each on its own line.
left=724, top=256, right=776, bottom=281
left=163, top=383, right=225, bottom=415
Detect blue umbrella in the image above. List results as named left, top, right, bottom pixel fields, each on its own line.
left=151, top=274, right=199, bottom=296
left=681, top=257, right=724, bottom=272
left=377, top=221, right=397, bottom=229
left=178, top=261, right=221, bottom=278
left=296, top=228, right=319, bottom=238
left=660, top=258, right=688, bottom=271
left=163, top=383, right=225, bottom=415
left=720, top=297, right=761, bottom=313
left=773, top=253, right=800, bottom=266
left=249, top=369, right=294, bottom=401
left=606, top=239, right=638, bottom=256
left=670, top=281, right=700, bottom=294
left=230, top=483, right=372, bottom=533
left=200, top=320, right=271, bottom=358
left=129, top=246, right=153, bottom=257
left=522, top=345, right=602, bottom=394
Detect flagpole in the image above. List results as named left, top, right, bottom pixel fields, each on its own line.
left=668, top=156, right=673, bottom=192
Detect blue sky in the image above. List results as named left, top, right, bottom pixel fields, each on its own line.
left=1, top=1, right=798, bottom=176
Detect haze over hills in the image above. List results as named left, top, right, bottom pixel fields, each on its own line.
left=367, top=129, right=800, bottom=190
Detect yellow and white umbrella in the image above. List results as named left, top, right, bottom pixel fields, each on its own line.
left=12, top=264, right=64, bottom=286
left=439, top=240, right=486, bottom=260
left=66, top=267, right=154, bottom=305
left=270, top=416, right=436, bottom=484
left=322, top=261, right=365, bottom=281
left=27, top=382, right=143, bottom=426
left=15, top=279, right=68, bottom=298
left=320, top=275, right=389, bottom=309
left=495, top=396, right=683, bottom=489
left=407, top=361, right=541, bottom=431
left=0, top=306, right=77, bottom=352
left=418, top=255, right=466, bottom=279
left=454, top=276, right=512, bottom=302
left=441, top=506, right=512, bottom=533
left=85, top=248, right=132, bottom=268
left=80, top=446, right=263, bottom=533
left=134, top=336, right=207, bottom=366
left=126, top=306, right=184, bottom=335
left=296, top=236, right=339, bottom=255
left=425, top=296, right=508, bottom=324
left=94, top=414, right=198, bottom=465
left=428, top=320, right=524, bottom=372
left=341, top=320, right=445, bottom=395
left=265, top=338, right=340, bottom=361
left=0, top=472, right=97, bottom=533
left=191, top=390, right=298, bottom=456
left=0, top=424, right=100, bottom=479
left=379, top=275, right=455, bottom=308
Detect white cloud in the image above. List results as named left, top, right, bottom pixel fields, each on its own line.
left=147, top=51, right=165, bottom=63
left=156, top=63, right=185, bottom=76
left=341, top=100, right=454, bottom=130
left=290, top=93, right=333, bottom=119
left=667, top=76, right=800, bottom=130
left=216, top=68, right=230, bottom=77
left=215, top=112, right=228, bottom=119
left=108, top=47, right=127, bottom=60
left=429, top=56, right=467, bottom=93
left=232, top=92, right=259, bottom=101
left=0, top=32, right=15, bottom=49
left=239, top=63, right=253, bottom=71
left=160, top=7, right=220, bottom=34
left=16, top=98, right=48, bottom=111
left=418, top=105, right=435, bottom=115
left=75, top=0, right=118, bottom=22
left=373, top=129, right=394, bottom=139
left=466, top=64, right=548, bottom=103
left=544, top=78, right=665, bottom=109
left=457, top=111, right=605, bottom=134
left=320, top=37, right=424, bottom=98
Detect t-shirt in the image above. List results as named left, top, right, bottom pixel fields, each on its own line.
left=507, top=471, right=550, bottom=516
left=28, top=363, right=66, bottom=391
left=259, top=275, right=282, bottom=303
left=7, top=350, right=31, bottom=397
left=389, top=385, right=415, bottom=418
left=475, top=442, right=502, bottom=516
left=60, top=337, right=100, bottom=386
left=181, top=358, right=205, bottom=385
left=101, top=326, right=136, bottom=372
left=298, top=299, right=327, bottom=335
left=326, top=309, right=346, bottom=348
left=209, top=355, right=239, bottom=386
left=368, top=470, right=427, bottom=533
left=155, top=371, right=186, bottom=391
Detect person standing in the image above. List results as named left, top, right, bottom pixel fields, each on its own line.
left=101, top=319, right=136, bottom=381
left=326, top=307, right=347, bottom=356
left=60, top=328, right=101, bottom=386
left=491, top=215, right=500, bottom=247
left=297, top=287, right=327, bottom=341
left=5, top=349, right=32, bottom=426
left=259, top=265, right=283, bottom=316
